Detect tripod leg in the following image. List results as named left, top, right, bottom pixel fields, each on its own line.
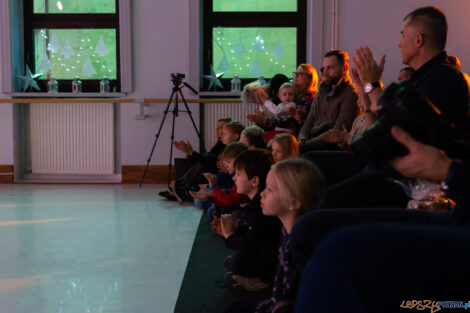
left=167, top=93, right=178, bottom=187
left=139, top=89, right=175, bottom=187
left=178, top=88, right=206, bottom=154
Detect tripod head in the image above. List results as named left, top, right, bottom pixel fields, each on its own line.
left=170, top=73, right=198, bottom=94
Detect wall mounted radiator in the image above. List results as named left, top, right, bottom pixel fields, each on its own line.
left=203, top=102, right=257, bottom=149
left=29, top=102, right=114, bottom=175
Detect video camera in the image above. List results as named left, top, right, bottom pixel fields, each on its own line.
left=171, top=73, right=185, bottom=86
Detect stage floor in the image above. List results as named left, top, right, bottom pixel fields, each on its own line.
left=0, top=184, right=202, bottom=313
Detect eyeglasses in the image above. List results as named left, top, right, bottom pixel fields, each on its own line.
left=293, top=71, right=307, bottom=77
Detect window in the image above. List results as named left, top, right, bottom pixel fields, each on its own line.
left=0, top=0, right=132, bottom=94
left=15, top=0, right=131, bottom=93
left=202, top=0, right=306, bottom=91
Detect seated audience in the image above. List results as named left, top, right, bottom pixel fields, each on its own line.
left=271, top=133, right=299, bottom=162
left=225, top=158, right=325, bottom=313
left=190, top=142, right=249, bottom=218
left=213, top=149, right=282, bottom=289
left=325, top=6, right=469, bottom=208
left=169, top=120, right=245, bottom=203
left=159, top=117, right=231, bottom=201
left=293, top=126, right=470, bottom=313
left=298, top=50, right=359, bottom=153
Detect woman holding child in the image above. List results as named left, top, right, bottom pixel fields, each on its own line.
left=248, top=64, right=318, bottom=142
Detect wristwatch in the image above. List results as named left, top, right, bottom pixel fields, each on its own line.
left=364, top=82, right=382, bottom=94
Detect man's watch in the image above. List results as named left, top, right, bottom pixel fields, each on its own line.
left=364, top=82, right=382, bottom=94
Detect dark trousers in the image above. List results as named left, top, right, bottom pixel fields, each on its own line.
left=290, top=208, right=453, bottom=272
left=224, top=250, right=277, bottom=283
left=294, top=224, right=470, bottom=313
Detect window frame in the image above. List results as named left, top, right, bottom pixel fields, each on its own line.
left=23, top=0, right=121, bottom=92
left=201, top=0, right=307, bottom=91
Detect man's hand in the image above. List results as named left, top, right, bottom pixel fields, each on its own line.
left=232, top=275, right=269, bottom=291
left=352, top=46, right=385, bottom=84
left=220, top=214, right=238, bottom=239
left=321, top=126, right=348, bottom=143
left=173, top=140, right=194, bottom=155
left=389, top=126, right=451, bottom=182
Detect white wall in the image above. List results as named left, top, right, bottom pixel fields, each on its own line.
left=1, top=0, right=470, bottom=167
left=120, top=0, right=199, bottom=165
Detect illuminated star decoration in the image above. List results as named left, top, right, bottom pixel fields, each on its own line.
left=16, top=65, right=43, bottom=92
left=204, top=64, right=225, bottom=91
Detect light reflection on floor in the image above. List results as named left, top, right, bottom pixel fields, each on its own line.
left=0, top=184, right=202, bottom=313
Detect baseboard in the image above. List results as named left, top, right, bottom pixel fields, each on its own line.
left=122, top=165, right=175, bottom=184
left=0, top=165, right=175, bottom=184
left=0, top=165, right=14, bottom=184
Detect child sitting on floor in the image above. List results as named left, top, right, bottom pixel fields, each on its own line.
left=213, top=149, right=282, bottom=290
left=169, top=120, right=245, bottom=204
left=224, top=158, right=325, bottom=313
left=270, top=133, right=299, bottom=162
left=190, top=142, right=250, bottom=219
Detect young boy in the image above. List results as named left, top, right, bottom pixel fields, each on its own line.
left=239, top=125, right=266, bottom=149
left=214, top=149, right=282, bottom=288
left=221, top=120, right=245, bottom=145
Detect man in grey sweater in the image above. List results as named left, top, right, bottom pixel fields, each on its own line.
left=298, top=50, right=359, bottom=153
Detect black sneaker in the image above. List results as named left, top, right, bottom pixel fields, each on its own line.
left=173, top=182, right=192, bottom=204
left=158, top=190, right=177, bottom=201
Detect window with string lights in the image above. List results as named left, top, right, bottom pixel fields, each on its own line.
left=21, top=0, right=128, bottom=93
left=201, top=0, right=307, bottom=91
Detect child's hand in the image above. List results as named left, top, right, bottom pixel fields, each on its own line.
left=247, top=111, right=268, bottom=126
left=203, top=173, right=217, bottom=187
left=211, top=216, right=224, bottom=236
left=189, top=190, right=209, bottom=201
left=173, top=140, right=194, bottom=155
left=217, top=155, right=227, bottom=172
left=255, top=88, right=267, bottom=105
left=220, top=214, right=239, bottom=239
left=232, top=275, right=269, bottom=291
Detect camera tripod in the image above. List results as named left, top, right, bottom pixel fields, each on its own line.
left=139, top=78, right=204, bottom=187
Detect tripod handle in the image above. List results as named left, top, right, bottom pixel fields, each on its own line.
left=183, top=82, right=198, bottom=95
